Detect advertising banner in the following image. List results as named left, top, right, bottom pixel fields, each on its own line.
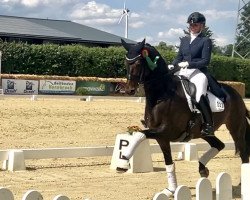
left=39, top=80, right=76, bottom=94
left=2, top=79, right=38, bottom=94
left=76, top=81, right=110, bottom=95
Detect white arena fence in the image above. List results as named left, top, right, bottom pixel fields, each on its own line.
left=0, top=187, right=90, bottom=200
left=0, top=141, right=235, bottom=171
left=2, top=94, right=250, bottom=103
left=0, top=164, right=250, bottom=200
left=154, top=163, right=250, bottom=200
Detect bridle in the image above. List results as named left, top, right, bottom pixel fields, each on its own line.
left=125, top=48, right=160, bottom=84
left=125, top=53, right=146, bottom=84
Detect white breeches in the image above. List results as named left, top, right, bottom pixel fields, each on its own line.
left=175, top=68, right=208, bottom=102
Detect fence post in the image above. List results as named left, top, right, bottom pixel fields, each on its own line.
left=0, top=187, right=14, bottom=200
left=184, top=143, right=198, bottom=161
left=153, top=192, right=169, bottom=200
left=53, top=195, right=70, bottom=200
left=216, top=172, right=232, bottom=200
left=174, top=185, right=191, bottom=200
left=8, top=149, right=26, bottom=171
left=22, top=190, right=43, bottom=200
left=196, top=177, right=212, bottom=200
left=241, top=163, right=250, bottom=200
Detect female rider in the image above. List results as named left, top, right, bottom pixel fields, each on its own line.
left=168, top=12, right=214, bottom=137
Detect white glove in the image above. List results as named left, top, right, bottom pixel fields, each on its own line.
left=178, top=61, right=189, bottom=68
left=168, top=64, right=175, bottom=70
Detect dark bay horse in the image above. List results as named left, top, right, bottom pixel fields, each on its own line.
left=119, top=38, right=250, bottom=196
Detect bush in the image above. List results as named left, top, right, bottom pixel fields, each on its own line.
left=0, top=41, right=249, bottom=96
left=209, top=55, right=250, bottom=97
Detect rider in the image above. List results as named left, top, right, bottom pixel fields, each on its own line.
left=168, top=12, right=214, bottom=137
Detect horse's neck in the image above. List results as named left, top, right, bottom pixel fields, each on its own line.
left=144, top=74, right=176, bottom=106
left=144, top=75, right=186, bottom=109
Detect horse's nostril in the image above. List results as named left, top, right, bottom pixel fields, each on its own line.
left=125, top=88, right=136, bottom=95
left=130, top=90, right=136, bottom=95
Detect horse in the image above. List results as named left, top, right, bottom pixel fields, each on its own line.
left=118, top=38, right=250, bottom=197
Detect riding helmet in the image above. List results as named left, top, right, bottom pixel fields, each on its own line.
left=187, top=12, right=206, bottom=24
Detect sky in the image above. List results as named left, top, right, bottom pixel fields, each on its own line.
left=0, top=0, right=242, bottom=46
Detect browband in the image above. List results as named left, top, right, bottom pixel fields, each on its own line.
left=125, top=54, right=141, bottom=63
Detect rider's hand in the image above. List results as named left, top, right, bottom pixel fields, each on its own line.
left=178, top=61, right=189, bottom=68
left=168, top=64, right=175, bottom=70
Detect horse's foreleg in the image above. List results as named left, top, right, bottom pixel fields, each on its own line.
left=122, top=131, right=146, bottom=159
left=199, top=137, right=225, bottom=177
left=116, top=131, right=146, bottom=170
left=116, top=126, right=166, bottom=171
left=157, top=139, right=177, bottom=197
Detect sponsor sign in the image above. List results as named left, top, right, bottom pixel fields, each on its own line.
left=76, top=81, right=110, bottom=95
left=39, top=80, right=76, bottom=94
left=2, top=79, right=38, bottom=94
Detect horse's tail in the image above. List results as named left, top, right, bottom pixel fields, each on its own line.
left=246, top=107, right=250, bottom=120
left=245, top=106, right=250, bottom=156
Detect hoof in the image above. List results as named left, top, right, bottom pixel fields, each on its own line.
left=115, top=156, right=130, bottom=172
left=116, top=167, right=128, bottom=173
left=199, top=167, right=209, bottom=178
left=140, top=119, right=148, bottom=128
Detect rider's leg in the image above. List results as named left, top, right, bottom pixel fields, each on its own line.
left=198, top=95, right=214, bottom=136
left=189, top=70, right=214, bottom=136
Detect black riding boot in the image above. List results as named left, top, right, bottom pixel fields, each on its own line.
left=198, top=95, right=214, bottom=137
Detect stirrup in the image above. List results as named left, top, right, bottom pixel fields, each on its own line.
left=201, top=123, right=214, bottom=137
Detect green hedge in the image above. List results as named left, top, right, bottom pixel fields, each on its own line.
left=209, top=55, right=250, bottom=96
left=0, top=41, right=127, bottom=78
left=0, top=41, right=249, bottom=96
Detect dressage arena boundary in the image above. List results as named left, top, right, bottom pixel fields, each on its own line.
left=0, top=140, right=235, bottom=171
left=2, top=94, right=250, bottom=103
left=153, top=163, right=250, bottom=200
left=3, top=94, right=147, bottom=103
left=0, top=164, right=249, bottom=200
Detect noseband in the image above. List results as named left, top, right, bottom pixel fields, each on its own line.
left=126, top=54, right=146, bottom=83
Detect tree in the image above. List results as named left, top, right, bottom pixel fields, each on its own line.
left=213, top=44, right=234, bottom=57
left=234, top=2, right=250, bottom=58
left=157, top=41, right=175, bottom=51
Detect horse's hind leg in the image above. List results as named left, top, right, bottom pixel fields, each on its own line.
left=199, top=136, right=225, bottom=177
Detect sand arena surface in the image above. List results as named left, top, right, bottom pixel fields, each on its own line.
left=0, top=96, right=249, bottom=199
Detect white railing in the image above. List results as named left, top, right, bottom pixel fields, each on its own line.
left=0, top=140, right=235, bottom=171
left=1, top=164, right=249, bottom=200
left=153, top=163, right=250, bottom=200
left=0, top=188, right=90, bottom=200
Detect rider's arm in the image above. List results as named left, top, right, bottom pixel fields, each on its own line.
left=172, top=42, right=184, bottom=66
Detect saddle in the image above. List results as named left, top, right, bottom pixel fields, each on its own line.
left=172, top=76, right=225, bottom=142
left=179, top=76, right=225, bottom=113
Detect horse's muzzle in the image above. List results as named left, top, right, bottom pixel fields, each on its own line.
left=125, top=80, right=138, bottom=95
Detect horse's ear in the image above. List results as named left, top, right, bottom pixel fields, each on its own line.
left=141, top=38, right=146, bottom=45
left=121, top=39, right=130, bottom=51
left=139, top=38, right=146, bottom=49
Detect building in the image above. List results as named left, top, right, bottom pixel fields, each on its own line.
left=0, top=15, right=135, bottom=47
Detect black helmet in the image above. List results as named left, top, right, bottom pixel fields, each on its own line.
left=187, top=12, right=206, bottom=24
